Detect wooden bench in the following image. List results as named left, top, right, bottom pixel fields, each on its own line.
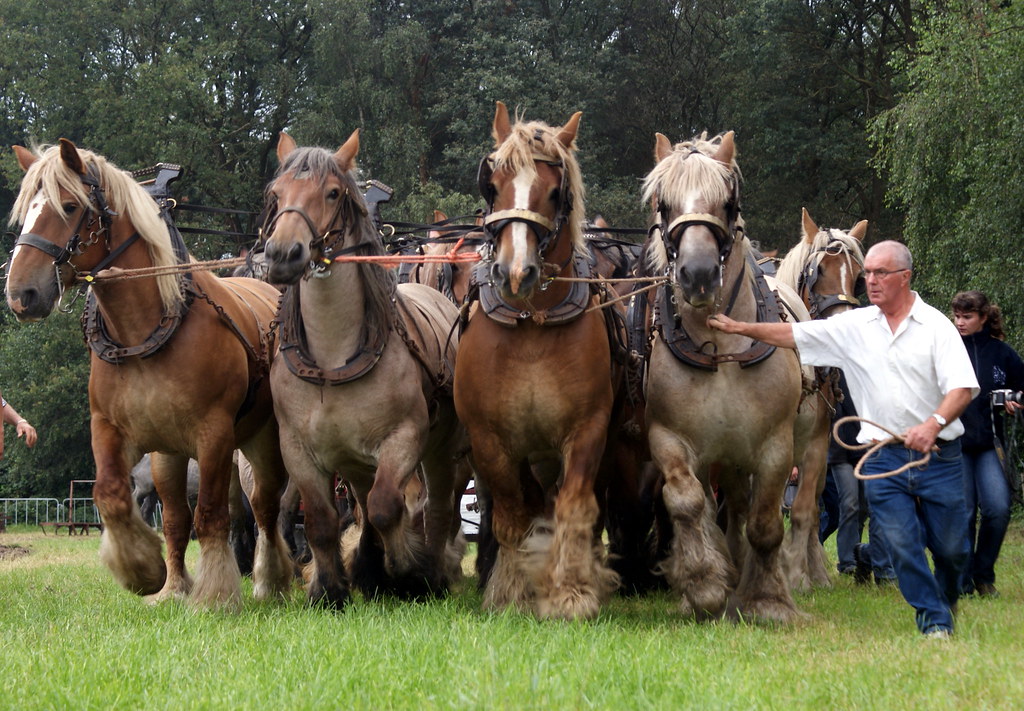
left=39, top=522, right=104, bottom=535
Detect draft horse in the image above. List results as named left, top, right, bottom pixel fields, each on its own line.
left=641, top=131, right=803, bottom=622
left=776, top=208, right=866, bottom=590
left=262, top=131, right=466, bottom=607
left=5, top=141, right=292, bottom=609
left=454, top=101, right=619, bottom=619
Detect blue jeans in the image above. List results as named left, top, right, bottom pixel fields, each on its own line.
left=830, top=461, right=862, bottom=571
left=863, top=440, right=969, bottom=634
left=819, top=465, right=840, bottom=543
left=832, top=461, right=895, bottom=578
left=961, top=448, right=1011, bottom=589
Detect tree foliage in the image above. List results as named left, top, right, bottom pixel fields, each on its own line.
left=871, top=0, right=1024, bottom=349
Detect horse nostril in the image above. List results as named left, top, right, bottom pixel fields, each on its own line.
left=286, top=242, right=305, bottom=264
left=519, top=264, right=538, bottom=288
left=490, top=262, right=505, bottom=283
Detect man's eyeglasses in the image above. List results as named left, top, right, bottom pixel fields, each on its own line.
left=863, top=268, right=909, bottom=279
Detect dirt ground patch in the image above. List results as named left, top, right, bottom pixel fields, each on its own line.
left=0, top=544, right=31, bottom=561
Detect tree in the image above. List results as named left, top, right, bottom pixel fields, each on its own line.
left=718, top=0, right=913, bottom=250
left=871, top=0, right=1024, bottom=348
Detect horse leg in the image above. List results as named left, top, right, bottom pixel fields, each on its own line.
left=146, top=452, right=195, bottom=603
left=783, top=413, right=833, bottom=592
left=604, top=438, right=661, bottom=595
left=92, top=422, right=165, bottom=595
left=190, top=433, right=242, bottom=610
left=649, top=424, right=733, bottom=619
left=229, top=453, right=256, bottom=577
left=287, top=442, right=348, bottom=608
left=239, top=425, right=293, bottom=602
left=421, top=443, right=468, bottom=591
left=363, top=424, right=438, bottom=597
left=736, top=443, right=801, bottom=623
left=477, top=446, right=536, bottom=612
left=529, top=426, right=618, bottom=620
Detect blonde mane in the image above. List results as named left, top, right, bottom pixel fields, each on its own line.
left=491, top=118, right=587, bottom=255
left=11, top=144, right=184, bottom=312
left=776, top=226, right=865, bottom=291
left=642, top=133, right=740, bottom=274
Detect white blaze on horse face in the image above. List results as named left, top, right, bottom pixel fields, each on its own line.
left=11, top=189, right=48, bottom=266
left=507, top=169, right=535, bottom=293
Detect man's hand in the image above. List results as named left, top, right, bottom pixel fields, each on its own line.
left=707, top=313, right=742, bottom=333
left=902, top=418, right=941, bottom=454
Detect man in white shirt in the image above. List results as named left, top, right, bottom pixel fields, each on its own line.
left=709, top=240, right=978, bottom=638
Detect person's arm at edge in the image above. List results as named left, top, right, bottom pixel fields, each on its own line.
left=707, top=313, right=797, bottom=349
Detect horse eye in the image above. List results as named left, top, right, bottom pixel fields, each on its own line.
left=327, top=188, right=341, bottom=201
left=62, top=202, right=78, bottom=215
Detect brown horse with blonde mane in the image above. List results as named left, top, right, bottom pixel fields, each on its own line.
left=454, top=102, right=619, bottom=619
left=776, top=208, right=866, bottom=590
left=641, top=131, right=803, bottom=622
left=5, top=140, right=292, bottom=609
left=261, top=132, right=467, bottom=607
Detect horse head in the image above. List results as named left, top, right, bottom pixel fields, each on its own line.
left=263, top=130, right=369, bottom=285
left=479, top=101, right=585, bottom=300
left=6, top=139, right=179, bottom=321
left=643, top=131, right=741, bottom=310
left=792, top=208, right=868, bottom=318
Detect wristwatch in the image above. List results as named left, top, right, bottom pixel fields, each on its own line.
left=931, top=412, right=947, bottom=427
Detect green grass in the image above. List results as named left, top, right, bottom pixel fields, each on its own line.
left=1, top=523, right=1023, bottom=710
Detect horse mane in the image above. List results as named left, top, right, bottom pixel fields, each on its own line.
left=10, top=144, right=184, bottom=313
left=272, top=146, right=396, bottom=332
left=642, top=132, right=741, bottom=275
left=491, top=118, right=587, bottom=255
left=776, top=227, right=865, bottom=290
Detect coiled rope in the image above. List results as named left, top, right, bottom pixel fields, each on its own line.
left=831, top=415, right=933, bottom=480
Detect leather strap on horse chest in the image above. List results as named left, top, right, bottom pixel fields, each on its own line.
left=81, top=275, right=195, bottom=364
left=277, top=285, right=389, bottom=386
left=656, top=253, right=781, bottom=371
left=469, top=252, right=594, bottom=327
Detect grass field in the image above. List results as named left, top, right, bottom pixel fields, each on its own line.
left=1, top=520, right=1023, bottom=710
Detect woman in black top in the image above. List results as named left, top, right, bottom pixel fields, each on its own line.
left=952, top=290, right=1024, bottom=597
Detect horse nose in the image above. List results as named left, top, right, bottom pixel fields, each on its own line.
left=509, top=263, right=539, bottom=296
left=6, top=287, right=46, bottom=322
left=679, top=262, right=719, bottom=305
left=264, top=239, right=307, bottom=284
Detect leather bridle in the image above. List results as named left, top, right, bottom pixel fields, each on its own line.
left=477, top=149, right=574, bottom=260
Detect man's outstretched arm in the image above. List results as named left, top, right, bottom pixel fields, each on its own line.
left=707, top=313, right=797, bottom=350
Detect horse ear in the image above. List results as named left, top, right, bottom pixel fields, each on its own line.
left=277, top=132, right=297, bottom=163
left=493, top=101, right=512, bottom=144
left=714, top=130, right=736, bottom=167
left=58, top=138, right=87, bottom=175
left=433, top=210, right=447, bottom=222
left=556, top=111, right=582, bottom=149
left=334, top=129, right=360, bottom=172
left=801, top=207, right=818, bottom=243
left=849, top=219, right=868, bottom=241
left=12, top=145, right=36, bottom=171
left=654, top=133, right=673, bottom=163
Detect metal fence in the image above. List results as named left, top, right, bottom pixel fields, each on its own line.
left=0, top=498, right=64, bottom=526
left=63, top=498, right=102, bottom=525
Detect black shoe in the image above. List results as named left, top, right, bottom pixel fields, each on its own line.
left=852, top=544, right=872, bottom=585
left=874, top=575, right=897, bottom=588
left=976, top=582, right=1000, bottom=598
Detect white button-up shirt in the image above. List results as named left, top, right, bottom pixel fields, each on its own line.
left=792, top=292, right=979, bottom=444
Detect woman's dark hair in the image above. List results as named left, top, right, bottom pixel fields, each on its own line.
left=952, top=290, right=1006, bottom=340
